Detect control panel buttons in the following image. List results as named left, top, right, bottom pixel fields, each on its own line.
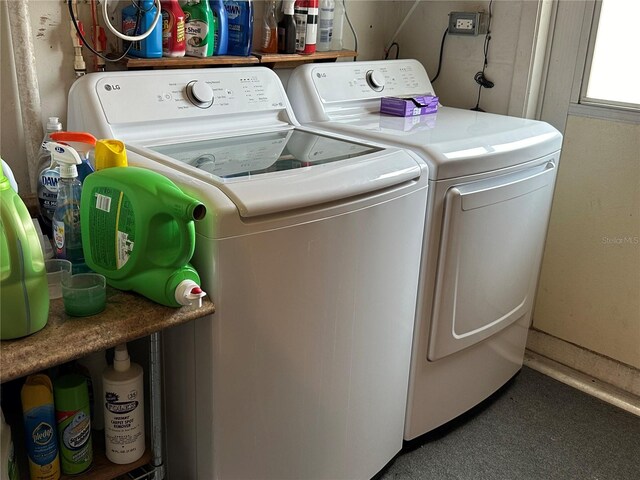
left=186, top=81, right=214, bottom=108
left=365, top=70, right=385, bottom=92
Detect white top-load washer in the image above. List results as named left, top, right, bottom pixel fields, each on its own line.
left=67, top=67, right=428, bottom=479
left=286, top=59, right=563, bottom=440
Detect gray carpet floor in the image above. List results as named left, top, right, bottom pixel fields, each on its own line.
left=380, top=367, right=640, bottom=480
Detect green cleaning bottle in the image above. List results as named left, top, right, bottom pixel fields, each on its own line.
left=80, top=166, right=207, bottom=308
left=183, top=0, right=216, bottom=57
left=0, top=160, right=49, bottom=340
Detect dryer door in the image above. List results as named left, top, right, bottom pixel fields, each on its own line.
left=428, top=156, right=558, bottom=361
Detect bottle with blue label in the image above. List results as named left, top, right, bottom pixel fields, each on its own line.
left=122, top=0, right=163, bottom=58
left=224, top=0, right=253, bottom=56
left=36, top=117, right=63, bottom=236
left=209, top=0, right=228, bottom=54
left=47, top=142, right=85, bottom=273
left=21, top=374, right=61, bottom=480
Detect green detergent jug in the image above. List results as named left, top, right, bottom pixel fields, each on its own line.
left=80, top=166, right=207, bottom=307
left=0, top=160, right=49, bottom=339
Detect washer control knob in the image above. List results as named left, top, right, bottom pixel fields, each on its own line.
left=366, top=70, right=385, bottom=91
left=187, top=81, right=214, bottom=106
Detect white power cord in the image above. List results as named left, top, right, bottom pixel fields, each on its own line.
left=101, top=0, right=161, bottom=42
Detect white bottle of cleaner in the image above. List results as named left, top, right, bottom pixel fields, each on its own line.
left=317, top=0, right=335, bottom=52
left=102, top=343, right=145, bottom=464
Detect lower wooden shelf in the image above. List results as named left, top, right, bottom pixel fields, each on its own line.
left=61, top=434, right=153, bottom=480
left=13, top=427, right=152, bottom=480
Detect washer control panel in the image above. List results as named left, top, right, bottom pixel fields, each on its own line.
left=96, top=68, right=287, bottom=125
left=309, top=60, right=432, bottom=103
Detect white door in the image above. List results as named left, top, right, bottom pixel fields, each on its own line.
left=428, top=155, right=558, bottom=361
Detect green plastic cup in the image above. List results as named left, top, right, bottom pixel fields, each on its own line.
left=62, top=273, right=106, bottom=317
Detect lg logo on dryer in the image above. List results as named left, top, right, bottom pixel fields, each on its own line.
left=104, top=84, right=121, bottom=91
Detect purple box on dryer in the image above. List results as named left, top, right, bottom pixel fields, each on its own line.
left=380, top=95, right=439, bottom=117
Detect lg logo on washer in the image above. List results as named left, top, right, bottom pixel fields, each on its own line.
left=104, top=84, right=121, bottom=91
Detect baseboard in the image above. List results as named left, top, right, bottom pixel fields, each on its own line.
left=525, top=329, right=640, bottom=416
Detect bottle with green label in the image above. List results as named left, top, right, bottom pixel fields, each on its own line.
left=53, top=374, right=92, bottom=475
left=183, top=0, right=216, bottom=57
left=80, top=166, right=207, bottom=308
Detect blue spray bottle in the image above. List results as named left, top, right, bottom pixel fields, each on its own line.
left=122, top=0, right=163, bottom=58
left=210, top=0, right=228, bottom=55
left=47, top=142, right=86, bottom=273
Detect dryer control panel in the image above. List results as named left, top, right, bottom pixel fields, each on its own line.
left=306, top=59, right=433, bottom=103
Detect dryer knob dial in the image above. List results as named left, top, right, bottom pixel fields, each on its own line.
left=187, top=81, right=214, bottom=106
left=366, top=70, right=385, bottom=92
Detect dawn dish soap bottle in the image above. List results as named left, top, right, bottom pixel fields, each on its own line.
left=46, top=142, right=85, bottom=273
left=35, top=117, right=63, bottom=237
left=224, top=0, right=253, bottom=56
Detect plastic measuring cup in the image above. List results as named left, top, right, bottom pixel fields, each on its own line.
left=45, top=259, right=72, bottom=299
left=62, top=273, right=106, bottom=317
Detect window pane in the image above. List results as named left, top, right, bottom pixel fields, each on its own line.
left=586, top=0, right=640, bottom=105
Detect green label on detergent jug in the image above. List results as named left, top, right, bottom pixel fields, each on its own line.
left=88, top=187, right=136, bottom=270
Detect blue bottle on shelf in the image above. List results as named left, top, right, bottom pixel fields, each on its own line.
left=210, top=0, right=229, bottom=55
left=223, top=0, right=253, bottom=56
left=122, top=0, right=163, bottom=58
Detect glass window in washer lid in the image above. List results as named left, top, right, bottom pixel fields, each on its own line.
left=146, top=129, right=380, bottom=180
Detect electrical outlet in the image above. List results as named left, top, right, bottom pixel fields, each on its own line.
left=448, top=12, right=488, bottom=36
left=455, top=18, right=475, bottom=31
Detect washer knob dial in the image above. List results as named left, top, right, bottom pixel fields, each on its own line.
left=366, top=70, right=385, bottom=92
left=187, top=81, right=214, bottom=107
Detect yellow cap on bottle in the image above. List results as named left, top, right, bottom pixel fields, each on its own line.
left=95, top=139, right=128, bottom=170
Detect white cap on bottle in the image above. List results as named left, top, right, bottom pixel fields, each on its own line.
left=113, top=343, right=131, bottom=372
left=46, top=116, right=63, bottom=132
left=175, top=280, right=207, bottom=308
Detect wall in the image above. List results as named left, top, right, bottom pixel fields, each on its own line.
left=533, top=115, right=640, bottom=369
left=392, top=0, right=545, bottom=116
left=532, top=0, right=640, bottom=376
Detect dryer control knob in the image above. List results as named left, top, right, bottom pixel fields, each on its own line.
left=187, top=81, right=214, bottom=107
left=366, top=70, right=385, bottom=92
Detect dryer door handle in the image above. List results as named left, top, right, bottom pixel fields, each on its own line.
left=453, top=161, right=556, bottom=211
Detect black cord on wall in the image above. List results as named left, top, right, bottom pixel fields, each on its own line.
left=471, top=0, right=495, bottom=112
left=67, top=0, right=141, bottom=62
left=431, top=27, right=449, bottom=83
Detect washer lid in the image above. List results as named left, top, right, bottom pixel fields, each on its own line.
left=132, top=128, right=423, bottom=217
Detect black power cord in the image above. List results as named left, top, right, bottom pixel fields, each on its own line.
left=385, top=42, right=400, bottom=60
left=67, top=0, right=145, bottom=63
left=471, top=0, right=494, bottom=112
left=431, top=27, right=449, bottom=83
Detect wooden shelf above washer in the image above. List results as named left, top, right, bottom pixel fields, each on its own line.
left=118, top=50, right=357, bottom=70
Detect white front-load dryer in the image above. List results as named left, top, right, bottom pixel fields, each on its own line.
left=286, top=59, right=563, bottom=440
left=68, top=67, right=428, bottom=479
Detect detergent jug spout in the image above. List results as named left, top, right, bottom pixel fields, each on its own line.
left=159, top=183, right=206, bottom=221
